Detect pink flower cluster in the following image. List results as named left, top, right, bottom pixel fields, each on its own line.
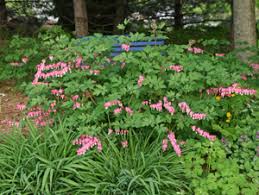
left=104, top=100, right=133, bottom=116
left=104, top=100, right=122, bottom=109
left=73, top=135, right=102, bottom=155
left=125, top=107, right=133, bottom=115
left=72, top=95, right=80, bottom=110
left=75, top=57, right=82, bottom=68
left=167, top=132, right=182, bottom=156
left=188, top=47, right=204, bottom=54
left=27, top=106, right=55, bottom=127
left=121, top=44, right=130, bottom=52
left=32, top=62, right=71, bottom=85
left=51, top=89, right=64, bottom=96
left=191, top=126, right=216, bottom=141
left=250, top=63, right=259, bottom=72
left=162, top=139, right=168, bottom=152
left=0, top=119, right=20, bottom=128
left=142, top=100, right=149, bottom=105
left=108, top=128, right=129, bottom=135
left=146, top=97, right=175, bottom=114
left=169, top=65, right=183, bottom=72
left=215, top=53, right=225, bottom=57
left=138, top=75, right=145, bottom=87
left=178, top=102, right=206, bottom=120
left=150, top=100, right=163, bottom=112
left=207, top=83, right=256, bottom=97
left=51, top=89, right=65, bottom=99
left=121, top=140, right=128, bottom=148
left=89, top=70, right=100, bottom=75
left=163, top=97, right=175, bottom=115
left=16, top=103, right=26, bottom=111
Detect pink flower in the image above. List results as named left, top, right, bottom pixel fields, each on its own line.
left=241, top=74, right=247, bottom=81
left=121, top=140, right=128, bottom=148
left=142, top=100, right=149, bottom=105
left=168, top=132, right=182, bottom=156
left=188, top=47, right=203, bottom=54
left=21, top=56, right=29, bottom=63
left=215, top=53, right=225, bottom=57
left=163, top=97, right=175, bottom=115
left=104, top=100, right=122, bottom=109
left=72, top=95, right=79, bottom=101
left=250, top=63, right=259, bottom=71
left=169, top=65, right=183, bottom=72
left=162, top=139, right=168, bottom=152
left=108, top=128, right=113, bottom=135
left=16, top=103, right=26, bottom=111
left=90, top=70, right=100, bottom=75
left=138, top=75, right=145, bottom=87
left=150, top=101, right=163, bottom=112
left=81, top=65, right=90, bottom=70
left=114, top=107, right=122, bottom=115
left=113, top=129, right=129, bottom=135
left=178, top=102, right=206, bottom=120
left=125, top=107, right=133, bottom=115
left=121, top=44, right=130, bottom=52
left=73, top=102, right=81, bottom=110
left=191, top=126, right=216, bottom=141
left=73, top=135, right=102, bottom=155
left=207, top=84, right=256, bottom=97
left=50, top=101, right=56, bottom=109
left=75, top=57, right=82, bottom=68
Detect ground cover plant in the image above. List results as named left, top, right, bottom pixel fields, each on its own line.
left=0, top=31, right=258, bottom=194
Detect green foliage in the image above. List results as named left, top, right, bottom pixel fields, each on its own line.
left=183, top=137, right=258, bottom=195
left=23, top=33, right=255, bottom=142
left=0, top=27, right=70, bottom=83
left=0, top=123, right=189, bottom=194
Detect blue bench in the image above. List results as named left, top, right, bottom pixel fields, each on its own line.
left=111, top=40, right=165, bottom=56
left=78, top=35, right=165, bottom=56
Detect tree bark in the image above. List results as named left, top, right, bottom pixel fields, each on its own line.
left=0, top=0, right=7, bottom=26
left=233, top=0, right=257, bottom=61
left=174, top=0, right=183, bottom=29
left=113, top=0, right=128, bottom=34
left=73, top=0, right=88, bottom=36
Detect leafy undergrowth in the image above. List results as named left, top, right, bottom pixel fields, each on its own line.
left=0, top=30, right=258, bottom=194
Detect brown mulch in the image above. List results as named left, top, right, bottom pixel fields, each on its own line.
left=0, top=80, right=28, bottom=133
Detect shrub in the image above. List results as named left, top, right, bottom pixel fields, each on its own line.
left=23, top=33, right=256, bottom=144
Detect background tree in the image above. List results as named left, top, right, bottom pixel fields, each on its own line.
left=0, top=0, right=7, bottom=26
left=233, top=0, right=257, bottom=61
left=73, top=0, right=88, bottom=36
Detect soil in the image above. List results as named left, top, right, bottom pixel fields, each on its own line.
left=0, top=80, right=28, bottom=133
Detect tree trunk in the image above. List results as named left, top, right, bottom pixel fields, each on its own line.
left=233, top=0, right=257, bottom=61
left=73, top=0, right=88, bottom=36
left=0, top=0, right=7, bottom=26
left=174, top=0, right=183, bottom=29
left=113, top=0, right=128, bottom=34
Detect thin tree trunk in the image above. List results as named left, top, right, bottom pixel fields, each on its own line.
left=233, top=0, right=257, bottom=61
left=113, top=0, right=128, bottom=34
left=230, top=0, right=234, bottom=49
left=0, top=0, right=7, bottom=26
left=174, top=0, right=183, bottom=29
left=73, top=0, right=88, bottom=36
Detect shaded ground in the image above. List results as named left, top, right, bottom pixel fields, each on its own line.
left=0, top=80, right=28, bottom=133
